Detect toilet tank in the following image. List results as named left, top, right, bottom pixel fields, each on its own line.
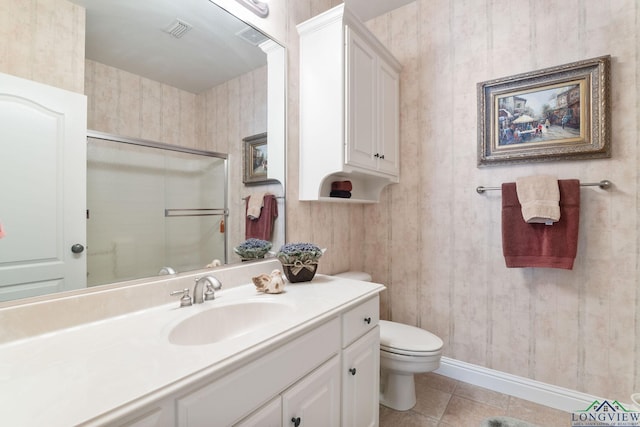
left=333, top=271, right=372, bottom=282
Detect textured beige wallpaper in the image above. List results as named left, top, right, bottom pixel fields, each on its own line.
left=356, top=0, right=639, bottom=402
left=0, top=0, right=85, bottom=93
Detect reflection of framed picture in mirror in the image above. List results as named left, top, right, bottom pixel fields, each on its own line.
left=477, top=55, right=610, bottom=167
left=243, top=132, right=275, bottom=184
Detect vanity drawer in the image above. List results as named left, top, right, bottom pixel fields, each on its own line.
left=176, top=317, right=340, bottom=426
left=342, top=296, right=379, bottom=348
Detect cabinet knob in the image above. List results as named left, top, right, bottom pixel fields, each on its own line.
left=349, top=368, right=357, bottom=376
left=374, top=153, right=380, bottom=158
left=364, top=317, right=371, bottom=324
left=380, top=154, right=385, bottom=159
left=291, top=417, right=301, bottom=427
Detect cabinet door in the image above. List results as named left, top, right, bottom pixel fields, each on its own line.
left=342, top=327, right=380, bottom=427
left=376, top=60, right=400, bottom=176
left=283, top=356, right=341, bottom=427
left=234, top=397, right=281, bottom=427
left=345, top=27, right=377, bottom=171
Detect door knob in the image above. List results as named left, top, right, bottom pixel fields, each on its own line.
left=71, top=243, right=85, bottom=254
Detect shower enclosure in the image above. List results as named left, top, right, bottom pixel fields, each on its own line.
left=86, top=133, right=227, bottom=287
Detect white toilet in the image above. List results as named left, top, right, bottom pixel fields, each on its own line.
left=334, top=271, right=444, bottom=411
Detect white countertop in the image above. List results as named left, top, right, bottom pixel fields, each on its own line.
left=0, top=275, right=384, bottom=426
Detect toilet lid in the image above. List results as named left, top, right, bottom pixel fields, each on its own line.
left=379, top=320, right=443, bottom=354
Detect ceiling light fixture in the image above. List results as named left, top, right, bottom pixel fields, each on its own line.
left=235, top=0, right=269, bottom=18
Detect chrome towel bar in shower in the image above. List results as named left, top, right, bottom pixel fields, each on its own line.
left=165, top=208, right=228, bottom=217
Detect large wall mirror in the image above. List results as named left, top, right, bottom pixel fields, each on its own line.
left=0, top=0, right=285, bottom=303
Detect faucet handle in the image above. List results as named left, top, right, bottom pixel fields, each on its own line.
left=170, top=288, right=193, bottom=307
left=204, top=285, right=216, bottom=301
left=197, top=275, right=222, bottom=301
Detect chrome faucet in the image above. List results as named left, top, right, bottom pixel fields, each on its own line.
left=158, top=266, right=176, bottom=275
left=193, top=275, right=223, bottom=304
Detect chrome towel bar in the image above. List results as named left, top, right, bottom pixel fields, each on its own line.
left=476, top=180, right=611, bottom=194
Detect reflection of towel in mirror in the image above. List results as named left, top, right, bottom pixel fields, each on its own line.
left=246, top=192, right=268, bottom=219
left=502, top=180, right=580, bottom=270
left=246, top=194, right=278, bottom=240
left=516, top=175, right=560, bottom=224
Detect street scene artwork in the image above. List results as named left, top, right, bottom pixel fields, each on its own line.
left=497, top=83, right=582, bottom=146
left=477, top=55, right=610, bottom=166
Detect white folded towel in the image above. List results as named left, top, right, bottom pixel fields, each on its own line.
left=515, top=175, right=560, bottom=224
left=246, top=192, right=268, bottom=219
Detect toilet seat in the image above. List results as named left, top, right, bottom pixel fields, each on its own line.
left=379, top=320, right=443, bottom=357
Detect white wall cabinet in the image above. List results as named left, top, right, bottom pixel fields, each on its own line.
left=298, top=5, right=401, bottom=203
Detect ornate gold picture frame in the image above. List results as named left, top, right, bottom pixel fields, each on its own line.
left=477, top=55, right=610, bottom=167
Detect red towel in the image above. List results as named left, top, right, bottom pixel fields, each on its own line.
left=246, top=194, right=278, bottom=240
left=331, top=180, right=353, bottom=192
left=502, top=180, right=580, bottom=269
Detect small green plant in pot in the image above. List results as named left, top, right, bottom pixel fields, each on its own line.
left=276, top=242, right=324, bottom=282
left=234, top=238, right=272, bottom=261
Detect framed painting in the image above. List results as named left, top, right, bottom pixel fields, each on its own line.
left=243, top=132, right=275, bottom=185
left=477, top=55, right=610, bottom=167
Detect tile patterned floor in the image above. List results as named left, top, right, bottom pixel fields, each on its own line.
left=379, top=373, right=570, bottom=427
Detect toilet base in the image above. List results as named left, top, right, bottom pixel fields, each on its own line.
left=379, top=369, right=417, bottom=411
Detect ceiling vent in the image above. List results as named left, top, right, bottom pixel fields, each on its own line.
left=164, top=19, right=193, bottom=39
left=236, top=26, right=268, bottom=46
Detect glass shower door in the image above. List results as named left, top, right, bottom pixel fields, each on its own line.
left=86, top=136, right=227, bottom=286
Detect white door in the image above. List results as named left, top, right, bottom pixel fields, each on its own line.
left=0, top=72, right=87, bottom=301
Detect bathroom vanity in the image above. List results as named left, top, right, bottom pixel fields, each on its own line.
left=0, top=261, right=383, bottom=427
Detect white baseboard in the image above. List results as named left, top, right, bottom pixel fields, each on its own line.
left=435, top=357, right=602, bottom=413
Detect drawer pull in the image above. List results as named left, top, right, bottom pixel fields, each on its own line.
left=364, top=317, right=372, bottom=324
left=291, top=417, right=301, bottom=427
left=349, top=368, right=357, bottom=376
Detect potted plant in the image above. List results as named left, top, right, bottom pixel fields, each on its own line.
left=233, top=238, right=272, bottom=261
left=276, top=242, right=324, bottom=282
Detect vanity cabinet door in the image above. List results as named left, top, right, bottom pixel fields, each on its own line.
left=234, top=396, right=281, bottom=427
left=342, top=326, right=380, bottom=427
left=282, top=355, right=341, bottom=427
left=175, top=318, right=340, bottom=426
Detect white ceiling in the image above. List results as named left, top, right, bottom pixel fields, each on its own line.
left=347, top=0, right=416, bottom=21
left=69, top=0, right=415, bottom=94
left=69, top=0, right=268, bottom=93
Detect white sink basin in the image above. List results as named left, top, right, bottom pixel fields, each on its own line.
left=168, top=299, right=294, bottom=346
